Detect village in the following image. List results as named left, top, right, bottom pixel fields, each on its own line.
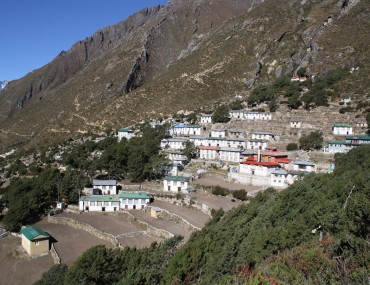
left=0, top=97, right=369, bottom=284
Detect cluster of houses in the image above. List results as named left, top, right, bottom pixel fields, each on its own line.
left=327, top=123, right=370, bottom=153
left=79, top=179, right=151, bottom=212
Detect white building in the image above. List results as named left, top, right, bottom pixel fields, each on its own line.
left=163, top=149, right=188, bottom=165
left=229, top=110, right=245, bottom=120
left=79, top=195, right=120, bottom=212
left=326, top=141, right=352, bottom=153
left=290, top=120, right=302, bottom=128
left=228, top=129, right=245, bottom=138
left=270, top=170, right=289, bottom=187
left=293, top=161, right=316, bottom=173
left=163, top=176, right=191, bottom=192
left=198, top=145, right=219, bottom=160
left=251, top=131, right=274, bottom=141
left=93, top=180, right=118, bottom=195
left=211, top=129, right=227, bottom=138
left=119, top=193, right=151, bottom=210
left=200, top=114, right=212, bottom=124
left=356, top=121, right=368, bottom=128
left=239, top=161, right=280, bottom=177
left=247, top=139, right=268, bottom=150
left=245, top=112, right=272, bottom=120
left=118, top=128, right=135, bottom=141
left=170, top=124, right=202, bottom=136
left=219, top=147, right=241, bottom=163
left=160, top=138, right=188, bottom=150
left=332, top=124, right=353, bottom=136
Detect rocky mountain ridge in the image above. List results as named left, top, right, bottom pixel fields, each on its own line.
left=0, top=80, right=9, bottom=91
left=0, top=0, right=368, bottom=151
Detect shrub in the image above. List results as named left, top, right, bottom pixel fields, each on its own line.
left=211, top=186, right=230, bottom=196
left=212, top=105, right=230, bottom=123
left=232, top=189, right=248, bottom=201
left=286, top=143, right=298, bottom=151
left=299, top=131, right=323, bottom=151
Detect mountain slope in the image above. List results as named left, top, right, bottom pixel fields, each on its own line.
left=0, top=0, right=369, bottom=151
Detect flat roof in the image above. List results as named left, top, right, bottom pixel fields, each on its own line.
left=161, top=138, right=188, bottom=142
left=219, top=147, right=242, bottom=152
left=118, top=128, right=134, bottom=132
left=346, top=136, right=370, bottom=141
left=271, top=170, right=288, bottom=175
left=252, top=131, right=274, bottom=135
left=198, top=145, right=220, bottom=150
left=294, top=160, right=315, bottom=166
left=333, top=124, right=352, bottom=127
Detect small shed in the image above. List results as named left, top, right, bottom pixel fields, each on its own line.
left=20, top=226, right=50, bottom=256
left=150, top=207, right=162, bottom=218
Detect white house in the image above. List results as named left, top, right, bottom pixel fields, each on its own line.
left=245, top=112, right=272, bottom=120
left=200, top=114, right=212, bottom=124
left=251, top=131, right=274, bottom=141
left=198, top=145, right=219, bottom=160
left=160, top=138, right=188, bottom=150
left=119, top=193, right=151, bottom=210
left=163, top=149, right=188, bottom=165
left=293, top=160, right=316, bottom=173
left=326, top=141, right=352, bottom=153
left=219, top=147, right=241, bottom=162
left=163, top=176, right=191, bottom=192
left=224, top=138, right=247, bottom=148
left=240, top=160, right=280, bottom=177
left=189, top=136, right=207, bottom=147
left=332, top=124, right=353, bottom=136
left=211, top=129, right=227, bottom=138
left=170, top=124, right=202, bottom=136
left=229, top=110, right=245, bottom=120
left=290, top=120, right=302, bottom=128
left=228, top=129, right=245, bottom=138
left=93, top=180, right=118, bottom=195
left=118, top=128, right=135, bottom=141
left=247, top=139, right=268, bottom=150
left=79, top=195, right=120, bottom=212
left=356, top=121, right=368, bottom=128
left=270, top=170, right=288, bottom=187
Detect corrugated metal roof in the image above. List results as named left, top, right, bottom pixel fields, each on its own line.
left=119, top=193, right=151, bottom=199
left=118, top=128, right=133, bottom=132
left=80, top=195, right=120, bottom=202
left=21, top=226, right=50, bottom=241
left=93, top=180, right=117, bottom=186
left=165, top=176, right=191, bottom=182
left=294, top=160, right=315, bottom=166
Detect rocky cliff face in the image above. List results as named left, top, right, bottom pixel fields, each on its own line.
left=0, top=0, right=368, bottom=151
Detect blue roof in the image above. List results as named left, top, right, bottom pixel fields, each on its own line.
left=93, top=180, right=117, bottom=186
left=294, top=160, right=315, bottom=166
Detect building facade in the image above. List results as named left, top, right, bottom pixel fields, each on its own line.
left=21, top=226, right=50, bottom=256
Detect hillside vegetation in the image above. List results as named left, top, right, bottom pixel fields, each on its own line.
left=34, top=145, right=370, bottom=284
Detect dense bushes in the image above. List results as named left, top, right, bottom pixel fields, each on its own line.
left=211, top=186, right=230, bottom=196
left=286, top=142, right=298, bottom=151
left=299, top=131, right=323, bottom=151
left=212, top=105, right=230, bottom=123
left=232, top=189, right=248, bottom=201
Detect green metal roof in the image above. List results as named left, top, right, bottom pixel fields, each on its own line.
left=80, top=195, right=120, bottom=202
left=346, top=136, right=370, bottom=141
left=118, top=128, right=134, bottom=132
left=333, top=124, right=352, bottom=127
left=21, top=226, right=50, bottom=241
left=165, top=176, right=191, bottom=182
left=119, top=193, right=151, bottom=199
left=327, top=140, right=347, bottom=145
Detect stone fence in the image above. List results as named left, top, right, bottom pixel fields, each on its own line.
left=48, top=215, right=119, bottom=247
left=0, top=231, right=10, bottom=239
left=109, top=211, right=174, bottom=240
left=50, top=243, right=61, bottom=264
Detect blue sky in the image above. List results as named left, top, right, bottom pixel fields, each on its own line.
left=0, top=1, right=167, bottom=80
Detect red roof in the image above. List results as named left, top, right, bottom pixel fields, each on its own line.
left=241, top=160, right=280, bottom=167
left=276, top=158, right=292, bottom=164
left=198, top=145, right=220, bottom=150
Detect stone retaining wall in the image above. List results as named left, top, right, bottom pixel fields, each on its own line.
left=154, top=207, right=201, bottom=232
left=48, top=215, right=119, bottom=247
left=109, top=212, right=173, bottom=239
left=153, top=196, right=212, bottom=216
left=50, top=243, right=61, bottom=264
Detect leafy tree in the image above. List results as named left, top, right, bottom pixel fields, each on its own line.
left=247, top=85, right=275, bottom=106
left=212, top=105, right=230, bottom=123
left=268, top=99, right=278, bottom=112
left=34, top=265, right=67, bottom=285
left=287, top=95, right=302, bottom=109
left=232, top=189, right=248, bottom=201
left=185, top=112, right=197, bottom=124
left=229, top=100, right=244, bottom=110
left=297, top=67, right=307, bottom=77
left=299, top=131, right=323, bottom=151
left=183, top=141, right=196, bottom=161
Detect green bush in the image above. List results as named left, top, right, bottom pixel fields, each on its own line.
left=232, top=189, right=248, bottom=201
left=286, top=143, right=298, bottom=151
left=299, top=131, right=323, bottom=151
left=212, top=105, right=230, bottom=123
left=211, top=186, right=230, bottom=196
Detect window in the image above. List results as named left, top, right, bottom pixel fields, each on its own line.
left=35, top=241, right=39, bottom=246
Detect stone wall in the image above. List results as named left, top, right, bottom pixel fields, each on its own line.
left=109, top=211, right=173, bottom=239
left=48, top=215, right=119, bottom=247
left=156, top=207, right=201, bottom=232
left=50, top=243, right=61, bottom=264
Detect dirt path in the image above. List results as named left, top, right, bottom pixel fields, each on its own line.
left=151, top=200, right=210, bottom=228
